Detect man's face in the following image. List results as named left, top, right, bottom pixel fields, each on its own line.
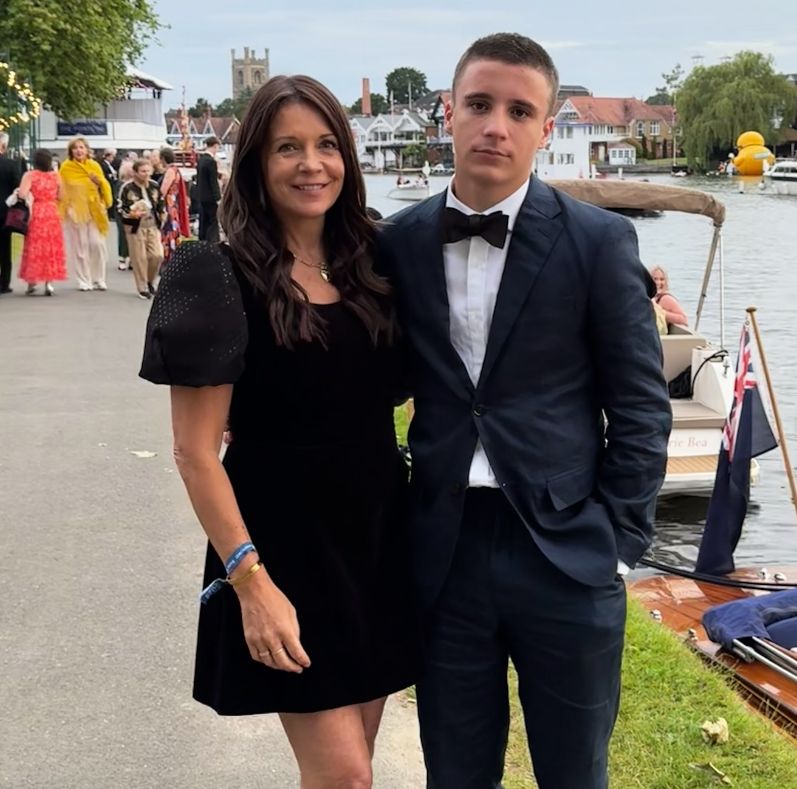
left=445, top=59, right=555, bottom=197
left=135, top=164, right=153, bottom=183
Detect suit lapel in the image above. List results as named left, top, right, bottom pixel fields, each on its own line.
left=479, top=178, right=564, bottom=385
left=408, top=194, right=475, bottom=396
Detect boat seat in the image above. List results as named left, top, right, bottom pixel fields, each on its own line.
left=660, top=332, right=709, bottom=382
left=671, top=399, right=726, bottom=429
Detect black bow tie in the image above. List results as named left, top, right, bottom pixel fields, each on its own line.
left=442, top=208, right=509, bottom=249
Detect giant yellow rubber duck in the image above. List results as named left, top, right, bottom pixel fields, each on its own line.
left=732, top=131, right=775, bottom=176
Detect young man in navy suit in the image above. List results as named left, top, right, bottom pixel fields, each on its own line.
left=379, top=33, right=671, bottom=789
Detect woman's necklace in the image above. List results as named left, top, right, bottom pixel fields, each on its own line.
left=291, top=251, right=330, bottom=282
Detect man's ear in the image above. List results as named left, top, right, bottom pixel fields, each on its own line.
left=540, top=116, right=555, bottom=149
left=443, top=99, right=454, bottom=136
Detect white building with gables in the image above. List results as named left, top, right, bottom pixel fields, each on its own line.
left=349, top=110, right=435, bottom=169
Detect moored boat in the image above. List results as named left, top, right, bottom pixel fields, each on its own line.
left=547, top=179, right=742, bottom=498
left=630, top=567, right=797, bottom=735
left=762, top=159, right=797, bottom=196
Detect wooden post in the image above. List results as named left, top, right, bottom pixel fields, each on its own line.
left=747, top=307, right=797, bottom=520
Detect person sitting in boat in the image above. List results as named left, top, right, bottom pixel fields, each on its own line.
left=650, top=266, right=688, bottom=330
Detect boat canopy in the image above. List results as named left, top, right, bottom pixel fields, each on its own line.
left=546, top=180, right=726, bottom=227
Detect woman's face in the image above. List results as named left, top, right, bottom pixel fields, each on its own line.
left=263, top=101, right=345, bottom=225
left=652, top=269, right=667, bottom=293
left=71, top=141, right=88, bottom=162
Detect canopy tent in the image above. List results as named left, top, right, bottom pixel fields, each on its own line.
left=546, top=179, right=726, bottom=227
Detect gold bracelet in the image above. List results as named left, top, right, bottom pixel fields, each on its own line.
left=228, top=560, right=262, bottom=588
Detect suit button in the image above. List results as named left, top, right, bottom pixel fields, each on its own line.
left=450, top=483, right=464, bottom=495
left=473, top=404, right=486, bottom=416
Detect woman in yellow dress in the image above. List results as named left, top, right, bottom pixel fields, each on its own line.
left=59, top=137, right=113, bottom=291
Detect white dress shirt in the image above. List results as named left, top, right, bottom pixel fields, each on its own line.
left=443, top=179, right=529, bottom=488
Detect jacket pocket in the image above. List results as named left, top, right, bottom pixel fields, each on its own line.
left=546, top=464, right=596, bottom=511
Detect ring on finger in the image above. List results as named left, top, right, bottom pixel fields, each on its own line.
left=273, top=647, right=286, bottom=656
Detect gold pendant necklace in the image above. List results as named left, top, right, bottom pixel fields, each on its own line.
left=291, top=252, right=330, bottom=282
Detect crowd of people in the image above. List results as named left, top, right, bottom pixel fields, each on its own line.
left=0, top=134, right=217, bottom=299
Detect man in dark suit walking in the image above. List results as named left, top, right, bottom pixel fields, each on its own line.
left=196, top=136, right=221, bottom=241
left=0, top=132, right=22, bottom=294
left=380, top=33, right=671, bottom=789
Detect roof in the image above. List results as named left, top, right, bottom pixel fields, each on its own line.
left=545, top=180, right=725, bottom=226
left=559, top=97, right=674, bottom=126
left=608, top=142, right=635, bottom=149
left=127, top=67, right=173, bottom=91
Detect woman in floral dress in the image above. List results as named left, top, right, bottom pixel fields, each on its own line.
left=18, top=149, right=66, bottom=296
left=158, top=147, right=189, bottom=263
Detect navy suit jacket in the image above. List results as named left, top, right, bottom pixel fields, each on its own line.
left=378, top=177, right=672, bottom=610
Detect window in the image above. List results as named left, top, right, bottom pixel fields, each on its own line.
left=608, top=126, right=614, bottom=134
left=565, top=127, right=573, bottom=139
left=556, top=127, right=563, bottom=138
left=636, top=121, right=645, bottom=137
left=238, top=70, right=244, bottom=85
left=254, top=71, right=263, bottom=85
left=650, top=121, right=660, bottom=135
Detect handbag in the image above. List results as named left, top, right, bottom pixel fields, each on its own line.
left=4, top=200, right=29, bottom=234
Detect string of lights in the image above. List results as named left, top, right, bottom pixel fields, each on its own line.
left=0, top=61, right=42, bottom=132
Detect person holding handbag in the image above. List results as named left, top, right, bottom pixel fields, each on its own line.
left=0, top=132, right=22, bottom=294
left=59, top=137, right=113, bottom=291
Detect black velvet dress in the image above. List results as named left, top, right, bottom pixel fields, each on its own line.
left=140, top=241, right=419, bottom=715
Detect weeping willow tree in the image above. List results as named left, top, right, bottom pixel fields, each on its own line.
left=676, top=51, right=797, bottom=169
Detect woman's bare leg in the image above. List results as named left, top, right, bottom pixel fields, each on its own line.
left=280, top=698, right=387, bottom=789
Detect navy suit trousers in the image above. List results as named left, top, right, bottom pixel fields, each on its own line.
left=417, top=489, right=626, bottom=789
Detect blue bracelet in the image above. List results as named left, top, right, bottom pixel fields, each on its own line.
left=200, top=542, right=258, bottom=606
left=224, top=542, right=256, bottom=575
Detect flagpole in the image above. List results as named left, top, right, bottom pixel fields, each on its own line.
left=746, top=306, right=797, bottom=520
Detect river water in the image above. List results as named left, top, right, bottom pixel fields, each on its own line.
left=364, top=173, right=797, bottom=567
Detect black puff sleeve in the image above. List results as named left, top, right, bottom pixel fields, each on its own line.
left=139, top=241, right=247, bottom=386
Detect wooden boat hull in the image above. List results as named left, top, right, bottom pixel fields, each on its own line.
left=629, top=567, right=797, bottom=735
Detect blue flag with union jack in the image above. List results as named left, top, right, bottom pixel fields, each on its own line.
left=695, top=324, right=778, bottom=575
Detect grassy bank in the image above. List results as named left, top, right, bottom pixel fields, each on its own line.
left=394, top=405, right=797, bottom=788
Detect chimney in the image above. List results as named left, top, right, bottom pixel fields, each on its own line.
left=362, top=78, right=372, bottom=116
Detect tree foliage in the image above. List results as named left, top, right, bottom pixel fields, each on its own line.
left=677, top=51, right=797, bottom=168
left=188, top=97, right=212, bottom=118
left=350, top=93, right=389, bottom=115
left=0, top=0, right=160, bottom=119
left=214, top=88, right=255, bottom=119
left=385, top=67, right=428, bottom=105
left=646, top=64, right=684, bottom=105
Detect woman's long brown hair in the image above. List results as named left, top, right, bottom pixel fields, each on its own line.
left=220, top=74, right=393, bottom=348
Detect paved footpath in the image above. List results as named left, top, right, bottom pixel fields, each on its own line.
left=0, top=241, right=426, bottom=788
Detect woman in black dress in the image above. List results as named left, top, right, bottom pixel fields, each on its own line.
left=140, top=75, right=418, bottom=786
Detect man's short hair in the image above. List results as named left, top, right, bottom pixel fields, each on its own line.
left=204, top=136, right=220, bottom=149
left=132, top=158, right=151, bottom=174
left=452, top=33, right=560, bottom=114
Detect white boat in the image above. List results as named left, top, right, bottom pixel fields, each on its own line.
left=547, top=179, right=758, bottom=498
left=387, top=163, right=432, bottom=202
left=762, top=159, right=797, bottom=196
left=387, top=180, right=431, bottom=202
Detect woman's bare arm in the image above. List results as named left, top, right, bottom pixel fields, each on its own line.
left=658, top=293, right=688, bottom=326
left=171, top=385, right=310, bottom=672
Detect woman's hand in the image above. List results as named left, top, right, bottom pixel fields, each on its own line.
left=235, top=569, right=311, bottom=673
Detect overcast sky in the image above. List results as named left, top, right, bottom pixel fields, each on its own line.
left=141, top=0, right=796, bottom=109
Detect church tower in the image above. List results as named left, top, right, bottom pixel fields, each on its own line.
left=231, top=48, right=270, bottom=99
